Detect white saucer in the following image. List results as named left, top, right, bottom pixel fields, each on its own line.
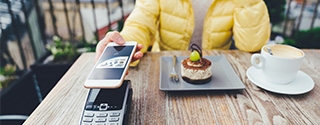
left=246, top=66, right=315, bottom=95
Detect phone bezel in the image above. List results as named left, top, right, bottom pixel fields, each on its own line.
left=83, top=41, right=137, bottom=88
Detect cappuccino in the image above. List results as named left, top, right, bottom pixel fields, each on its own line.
left=252, top=44, right=305, bottom=84
left=263, top=45, right=304, bottom=59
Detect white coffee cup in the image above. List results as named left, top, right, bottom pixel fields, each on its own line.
left=251, top=44, right=305, bottom=84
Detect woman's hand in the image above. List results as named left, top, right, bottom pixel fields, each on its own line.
left=95, top=31, right=144, bottom=63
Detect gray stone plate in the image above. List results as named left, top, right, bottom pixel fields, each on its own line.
left=159, top=55, right=245, bottom=91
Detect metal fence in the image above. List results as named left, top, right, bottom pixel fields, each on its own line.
left=282, top=0, right=320, bottom=37
left=1, top=0, right=319, bottom=72
left=1, top=0, right=134, bottom=71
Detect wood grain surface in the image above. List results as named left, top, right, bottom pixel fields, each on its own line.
left=24, top=49, right=320, bottom=125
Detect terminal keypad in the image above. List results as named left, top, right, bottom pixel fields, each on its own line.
left=82, top=111, right=121, bottom=125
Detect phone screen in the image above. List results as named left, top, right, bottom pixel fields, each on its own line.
left=85, top=82, right=127, bottom=111
left=88, top=45, right=134, bottom=80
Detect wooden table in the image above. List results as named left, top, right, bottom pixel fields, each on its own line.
left=24, top=50, right=320, bottom=124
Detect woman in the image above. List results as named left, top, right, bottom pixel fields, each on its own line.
left=96, top=0, right=270, bottom=62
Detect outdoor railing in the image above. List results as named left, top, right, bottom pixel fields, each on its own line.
left=0, top=0, right=319, bottom=71
left=1, top=0, right=134, bottom=71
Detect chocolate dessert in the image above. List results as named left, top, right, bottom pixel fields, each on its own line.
left=181, top=44, right=212, bottom=84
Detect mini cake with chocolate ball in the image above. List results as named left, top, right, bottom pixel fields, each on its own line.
left=181, top=44, right=212, bottom=84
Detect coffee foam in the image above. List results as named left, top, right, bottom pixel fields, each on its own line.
left=264, top=45, right=303, bottom=58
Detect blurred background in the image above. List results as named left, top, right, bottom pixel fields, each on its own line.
left=0, top=0, right=319, bottom=124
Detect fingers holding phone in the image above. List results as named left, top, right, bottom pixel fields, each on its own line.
left=96, top=31, right=125, bottom=62
left=95, top=31, right=143, bottom=63
left=132, top=44, right=143, bottom=62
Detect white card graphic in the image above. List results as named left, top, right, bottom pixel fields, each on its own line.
left=96, top=56, right=128, bottom=68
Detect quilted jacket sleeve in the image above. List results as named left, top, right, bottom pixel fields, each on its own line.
left=232, top=0, right=271, bottom=52
left=120, top=0, right=160, bottom=53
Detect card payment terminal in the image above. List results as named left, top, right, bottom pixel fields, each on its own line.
left=80, top=80, right=132, bottom=125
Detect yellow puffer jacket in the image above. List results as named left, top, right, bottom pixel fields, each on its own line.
left=120, top=0, right=270, bottom=53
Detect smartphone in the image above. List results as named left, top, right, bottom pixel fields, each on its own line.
left=84, top=41, right=137, bottom=88
left=80, top=80, right=132, bottom=125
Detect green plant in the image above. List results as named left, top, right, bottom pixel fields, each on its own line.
left=282, top=27, right=320, bottom=49
left=283, top=38, right=296, bottom=47
left=79, top=38, right=97, bottom=53
left=294, top=27, right=320, bottom=49
left=46, top=36, right=80, bottom=63
left=0, top=64, right=18, bottom=89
